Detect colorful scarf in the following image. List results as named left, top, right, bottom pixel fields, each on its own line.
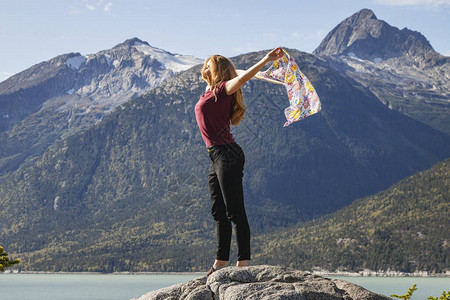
left=254, top=49, right=321, bottom=126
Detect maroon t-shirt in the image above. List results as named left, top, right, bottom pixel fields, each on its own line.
left=195, top=81, right=235, bottom=148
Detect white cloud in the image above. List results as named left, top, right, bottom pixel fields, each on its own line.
left=71, top=1, right=113, bottom=14
left=69, top=5, right=81, bottom=14
left=376, top=0, right=450, bottom=6
left=104, top=2, right=113, bottom=12
left=443, top=50, right=450, bottom=56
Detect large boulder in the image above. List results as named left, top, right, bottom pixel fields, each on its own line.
left=133, top=265, right=391, bottom=300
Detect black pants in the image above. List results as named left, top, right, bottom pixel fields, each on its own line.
left=208, top=142, right=251, bottom=261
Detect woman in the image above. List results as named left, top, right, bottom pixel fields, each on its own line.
left=194, top=47, right=283, bottom=276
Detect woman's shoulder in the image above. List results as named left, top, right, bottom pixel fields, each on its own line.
left=215, top=81, right=228, bottom=94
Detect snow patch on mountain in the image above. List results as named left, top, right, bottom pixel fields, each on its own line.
left=348, top=52, right=383, bottom=63
left=104, top=54, right=112, bottom=66
left=65, top=55, right=87, bottom=70
left=0, top=37, right=205, bottom=144
left=133, top=41, right=202, bottom=72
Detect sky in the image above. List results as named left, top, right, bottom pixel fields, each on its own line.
left=1, top=0, right=450, bottom=82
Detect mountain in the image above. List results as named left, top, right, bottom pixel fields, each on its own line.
left=0, top=37, right=202, bottom=174
left=314, top=9, right=435, bottom=61
left=1, top=48, right=449, bottom=272
left=314, top=9, right=450, bottom=136
left=253, top=158, right=450, bottom=274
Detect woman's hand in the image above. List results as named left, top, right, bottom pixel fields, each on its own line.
left=265, top=47, right=284, bottom=62
left=225, top=47, right=284, bottom=95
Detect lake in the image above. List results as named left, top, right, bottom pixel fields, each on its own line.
left=328, top=276, right=449, bottom=300
left=0, top=273, right=448, bottom=300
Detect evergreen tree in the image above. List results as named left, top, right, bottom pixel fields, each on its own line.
left=0, top=246, right=20, bottom=272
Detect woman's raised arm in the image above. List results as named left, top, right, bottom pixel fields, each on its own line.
left=225, top=47, right=283, bottom=95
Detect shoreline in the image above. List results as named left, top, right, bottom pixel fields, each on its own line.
left=317, top=272, right=450, bottom=278
left=2, top=269, right=448, bottom=277
left=1, top=270, right=204, bottom=275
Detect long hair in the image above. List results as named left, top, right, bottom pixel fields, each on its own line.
left=201, top=55, right=246, bottom=126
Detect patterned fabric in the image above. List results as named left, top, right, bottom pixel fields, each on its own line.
left=254, top=49, right=321, bottom=126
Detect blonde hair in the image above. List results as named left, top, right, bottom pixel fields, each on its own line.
left=201, top=55, right=246, bottom=126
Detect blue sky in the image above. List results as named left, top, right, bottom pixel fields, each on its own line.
left=1, top=0, right=450, bottom=82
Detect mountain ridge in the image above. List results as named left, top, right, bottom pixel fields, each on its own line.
left=313, top=8, right=450, bottom=136
left=0, top=37, right=202, bottom=175
left=313, top=8, right=436, bottom=61
left=1, top=10, right=449, bottom=273
left=253, top=158, right=450, bottom=274
left=1, top=48, right=449, bottom=272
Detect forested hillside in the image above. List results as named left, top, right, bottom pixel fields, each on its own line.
left=1, top=50, right=449, bottom=272
left=253, top=158, right=450, bottom=273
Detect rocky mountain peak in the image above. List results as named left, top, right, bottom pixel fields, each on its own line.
left=313, top=8, right=435, bottom=62
left=0, top=37, right=203, bottom=173
left=346, top=8, right=377, bottom=24
left=112, top=37, right=149, bottom=49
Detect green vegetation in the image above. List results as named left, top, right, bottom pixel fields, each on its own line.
left=0, top=50, right=449, bottom=272
left=0, top=246, right=20, bottom=272
left=428, top=291, right=450, bottom=300
left=3, top=158, right=448, bottom=272
left=391, top=284, right=450, bottom=300
left=253, top=158, right=450, bottom=273
left=391, top=284, right=417, bottom=299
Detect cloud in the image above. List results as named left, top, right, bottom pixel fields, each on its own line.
left=376, top=0, right=450, bottom=6
left=70, top=1, right=113, bottom=14
left=104, top=2, right=113, bottom=12
left=69, top=5, right=82, bottom=14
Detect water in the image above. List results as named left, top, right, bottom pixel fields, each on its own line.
left=0, top=273, right=200, bottom=300
left=0, top=273, right=448, bottom=300
left=328, top=276, right=449, bottom=300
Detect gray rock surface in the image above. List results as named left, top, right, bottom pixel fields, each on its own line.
left=313, top=8, right=435, bottom=61
left=0, top=37, right=202, bottom=174
left=133, top=265, right=391, bottom=300
left=0, top=37, right=202, bottom=133
left=312, top=8, right=450, bottom=136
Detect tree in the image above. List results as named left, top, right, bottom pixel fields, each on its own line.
left=0, top=246, right=20, bottom=272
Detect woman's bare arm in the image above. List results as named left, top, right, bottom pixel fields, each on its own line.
left=225, top=47, right=283, bottom=95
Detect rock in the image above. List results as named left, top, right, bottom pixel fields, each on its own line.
left=313, top=8, right=435, bottom=61
left=312, top=8, right=450, bottom=136
left=0, top=37, right=202, bottom=175
left=132, top=276, right=210, bottom=300
left=133, top=265, right=391, bottom=300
